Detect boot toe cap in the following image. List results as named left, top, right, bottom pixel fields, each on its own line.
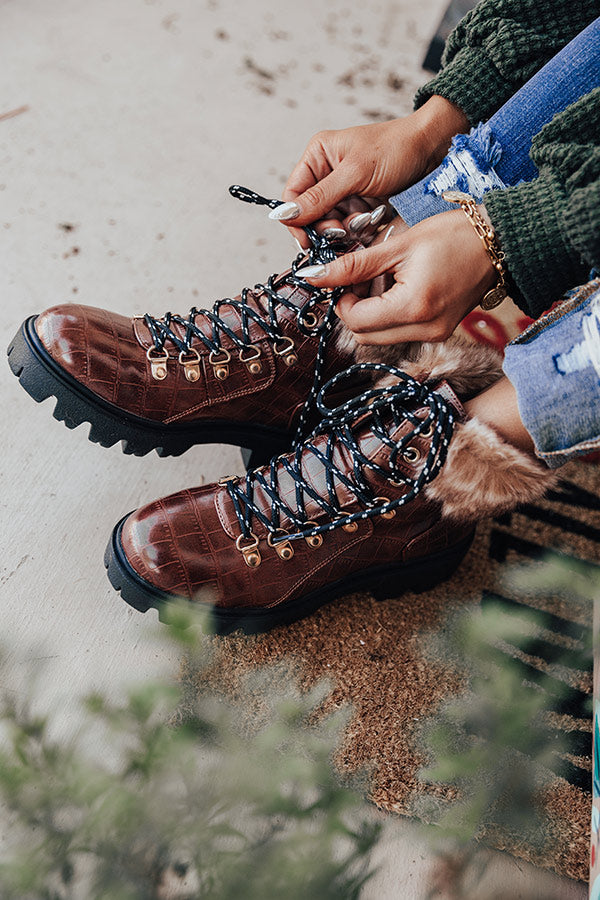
left=35, top=304, right=141, bottom=398
left=119, top=491, right=218, bottom=602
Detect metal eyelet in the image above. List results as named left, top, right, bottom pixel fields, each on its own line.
left=178, top=347, right=201, bottom=382
left=420, top=422, right=434, bottom=438
left=238, top=344, right=262, bottom=375
left=372, top=496, right=395, bottom=519
left=303, top=311, right=319, bottom=328
left=274, top=336, right=297, bottom=367
left=402, top=446, right=422, bottom=463
left=303, top=521, right=323, bottom=548
left=267, top=528, right=294, bottom=561
left=336, top=509, right=358, bottom=533
left=146, top=346, right=169, bottom=381
left=209, top=348, right=231, bottom=381
left=235, top=532, right=261, bottom=568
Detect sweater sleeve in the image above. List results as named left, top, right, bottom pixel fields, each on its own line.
left=483, top=88, right=600, bottom=319
left=414, top=0, right=599, bottom=125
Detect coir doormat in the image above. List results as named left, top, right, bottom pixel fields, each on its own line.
left=180, top=460, right=598, bottom=883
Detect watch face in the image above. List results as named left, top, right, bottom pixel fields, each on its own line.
left=480, top=285, right=508, bottom=311
left=441, top=190, right=472, bottom=204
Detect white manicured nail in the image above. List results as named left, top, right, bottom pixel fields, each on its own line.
left=348, top=212, right=371, bottom=233
left=383, top=224, right=395, bottom=242
left=292, top=236, right=305, bottom=253
left=268, top=201, right=300, bottom=221
left=370, top=204, right=386, bottom=226
left=323, top=227, right=346, bottom=239
left=300, top=264, right=327, bottom=279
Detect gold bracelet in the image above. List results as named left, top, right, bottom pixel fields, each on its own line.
left=442, top=190, right=507, bottom=311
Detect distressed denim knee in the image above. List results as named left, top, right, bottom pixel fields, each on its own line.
left=390, top=16, right=600, bottom=226
left=503, top=279, right=600, bottom=467
left=390, top=123, right=508, bottom=225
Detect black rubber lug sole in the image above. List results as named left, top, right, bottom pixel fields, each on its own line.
left=105, top=518, right=475, bottom=635
left=7, top=316, right=292, bottom=459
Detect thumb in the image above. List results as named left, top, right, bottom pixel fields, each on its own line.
left=299, top=240, right=397, bottom=288
left=281, top=164, right=357, bottom=226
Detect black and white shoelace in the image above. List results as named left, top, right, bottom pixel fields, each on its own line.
left=225, top=363, right=456, bottom=544
left=143, top=186, right=346, bottom=444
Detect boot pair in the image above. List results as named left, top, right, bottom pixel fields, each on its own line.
left=8, top=189, right=553, bottom=633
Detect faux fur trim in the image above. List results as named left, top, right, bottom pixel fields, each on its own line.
left=425, top=417, right=556, bottom=521
left=336, top=326, right=503, bottom=399
left=397, top=337, right=503, bottom=399
left=333, top=323, right=417, bottom=367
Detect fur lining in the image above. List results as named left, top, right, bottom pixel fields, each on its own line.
left=425, top=417, right=556, bottom=521
left=336, top=326, right=503, bottom=399
left=397, top=338, right=503, bottom=399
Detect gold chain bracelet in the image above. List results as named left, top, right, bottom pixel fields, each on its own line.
left=442, top=190, right=508, bottom=311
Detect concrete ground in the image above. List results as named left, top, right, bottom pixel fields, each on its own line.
left=0, top=1, right=588, bottom=896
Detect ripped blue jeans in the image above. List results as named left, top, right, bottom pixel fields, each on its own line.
left=502, top=279, right=600, bottom=467
left=390, top=16, right=600, bottom=222
left=388, top=17, right=600, bottom=467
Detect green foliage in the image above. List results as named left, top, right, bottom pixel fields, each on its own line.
left=0, top=559, right=595, bottom=900
left=0, top=603, right=380, bottom=900
left=419, top=605, right=570, bottom=845
left=419, top=557, right=597, bottom=898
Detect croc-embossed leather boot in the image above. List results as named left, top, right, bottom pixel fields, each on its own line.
left=7, top=188, right=360, bottom=459
left=105, top=341, right=554, bottom=634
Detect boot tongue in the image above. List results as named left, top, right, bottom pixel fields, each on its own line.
left=132, top=278, right=315, bottom=352
left=216, top=397, right=431, bottom=539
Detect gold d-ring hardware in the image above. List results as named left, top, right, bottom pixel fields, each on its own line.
left=274, top=336, right=297, bottom=367
left=178, top=347, right=201, bottom=382
left=235, top=532, right=261, bottom=568
left=146, top=346, right=169, bottom=381
left=209, top=348, right=231, bottom=381
left=303, top=521, right=323, bottom=548
left=372, top=496, right=395, bottom=519
left=267, top=528, right=294, bottom=560
left=218, top=475, right=239, bottom=486
left=238, top=344, right=262, bottom=375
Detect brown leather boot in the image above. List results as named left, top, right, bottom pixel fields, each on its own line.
left=7, top=188, right=358, bottom=458
left=104, top=339, right=555, bottom=634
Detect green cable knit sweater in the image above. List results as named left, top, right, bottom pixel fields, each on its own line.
left=415, top=0, right=599, bottom=318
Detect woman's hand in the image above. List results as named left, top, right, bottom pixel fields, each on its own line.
left=300, top=209, right=497, bottom=344
left=272, top=96, right=469, bottom=242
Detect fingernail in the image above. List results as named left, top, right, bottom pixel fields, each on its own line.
left=348, top=212, right=371, bottom=233
left=323, top=227, right=346, bottom=239
left=370, top=204, right=386, bottom=226
left=300, top=263, right=327, bottom=280
left=383, top=224, right=395, bottom=242
left=268, top=201, right=300, bottom=221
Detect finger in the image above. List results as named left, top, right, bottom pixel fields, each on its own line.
left=276, top=163, right=360, bottom=226
left=343, top=203, right=390, bottom=235
left=298, top=238, right=402, bottom=288
left=283, top=147, right=333, bottom=202
left=335, top=284, right=420, bottom=334
left=336, top=292, right=452, bottom=344
left=351, top=321, right=451, bottom=344
left=335, top=196, right=375, bottom=218
left=314, top=218, right=347, bottom=240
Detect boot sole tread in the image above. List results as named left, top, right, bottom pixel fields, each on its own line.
left=105, top=516, right=475, bottom=635
left=7, top=316, right=292, bottom=459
